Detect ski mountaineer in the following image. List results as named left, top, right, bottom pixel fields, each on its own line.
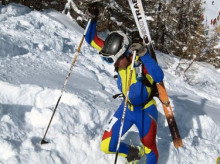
left=85, top=2, right=164, bottom=164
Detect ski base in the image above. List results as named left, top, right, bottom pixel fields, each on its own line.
left=157, top=82, right=183, bottom=148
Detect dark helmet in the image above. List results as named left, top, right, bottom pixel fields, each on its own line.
left=99, top=31, right=130, bottom=63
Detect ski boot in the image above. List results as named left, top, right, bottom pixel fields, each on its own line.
left=125, top=146, right=144, bottom=164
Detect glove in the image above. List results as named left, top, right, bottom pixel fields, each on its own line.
left=86, top=2, right=100, bottom=20
left=129, top=43, right=148, bottom=57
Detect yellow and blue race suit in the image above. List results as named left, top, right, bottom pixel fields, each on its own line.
left=85, top=20, right=164, bottom=164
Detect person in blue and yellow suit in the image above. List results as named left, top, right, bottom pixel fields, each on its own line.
left=85, top=3, right=164, bottom=164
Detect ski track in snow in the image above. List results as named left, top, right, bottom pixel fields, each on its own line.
left=0, top=3, right=220, bottom=164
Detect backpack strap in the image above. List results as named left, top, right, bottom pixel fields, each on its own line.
left=141, top=60, right=153, bottom=87
left=141, top=60, right=159, bottom=98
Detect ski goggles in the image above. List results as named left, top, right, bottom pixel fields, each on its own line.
left=100, top=49, right=130, bottom=64
left=101, top=54, right=121, bottom=64
left=102, top=56, right=114, bottom=64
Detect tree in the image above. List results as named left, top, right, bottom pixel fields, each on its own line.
left=4, top=0, right=220, bottom=67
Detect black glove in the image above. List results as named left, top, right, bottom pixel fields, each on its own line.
left=86, top=2, right=100, bottom=20
left=129, top=43, right=148, bottom=57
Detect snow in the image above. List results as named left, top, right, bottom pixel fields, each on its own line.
left=203, top=0, right=220, bottom=48
left=0, top=3, right=220, bottom=164
left=203, top=0, right=220, bottom=24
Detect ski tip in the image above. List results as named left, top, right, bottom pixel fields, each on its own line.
left=41, top=139, right=49, bottom=145
left=174, top=139, right=183, bottom=148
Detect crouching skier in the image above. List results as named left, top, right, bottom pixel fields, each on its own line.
left=85, top=2, right=164, bottom=164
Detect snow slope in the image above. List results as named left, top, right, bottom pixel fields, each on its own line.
left=0, top=3, right=220, bottom=164
left=203, top=0, right=220, bottom=25
left=203, top=0, right=220, bottom=48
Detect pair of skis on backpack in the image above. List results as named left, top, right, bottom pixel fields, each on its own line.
left=128, top=0, right=183, bottom=149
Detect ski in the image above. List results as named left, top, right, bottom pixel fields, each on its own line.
left=128, top=0, right=183, bottom=148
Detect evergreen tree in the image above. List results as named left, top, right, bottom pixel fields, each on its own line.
left=148, top=0, right=208, bottom=62
left=3, top=0, right=219, bottom=67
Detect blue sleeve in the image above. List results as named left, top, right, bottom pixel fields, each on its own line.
left=85, top=20, right=104, bottom=51
left=140, top=53, right=164, bottom=83
left=85, top=21, right=97, bottom=44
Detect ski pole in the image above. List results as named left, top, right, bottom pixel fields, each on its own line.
left=41, top=19, right=92, bottom=145
left=114, top=51, right=137, bottom=164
